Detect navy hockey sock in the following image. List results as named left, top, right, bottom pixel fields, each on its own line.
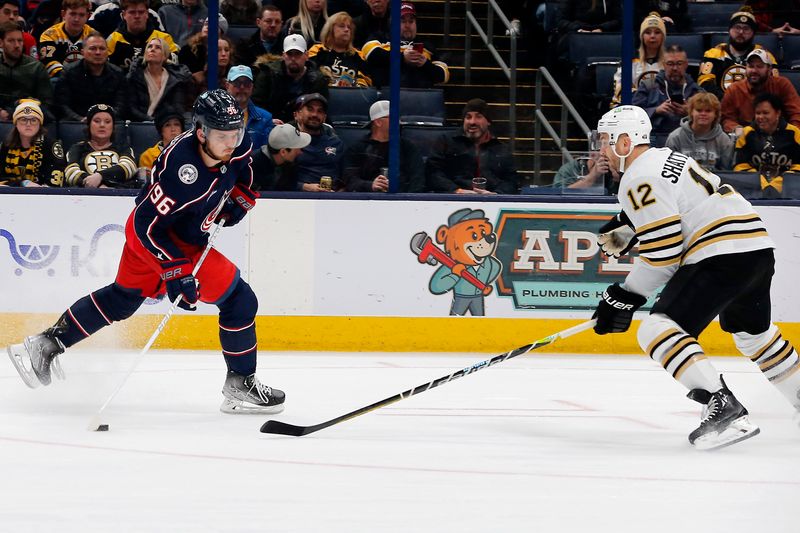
left=219, top=278, right=258, bottom=376
left=53, top=284, right=145, bottom=348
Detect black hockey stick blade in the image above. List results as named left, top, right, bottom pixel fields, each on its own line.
left=260, top=320, right=596, bottom=437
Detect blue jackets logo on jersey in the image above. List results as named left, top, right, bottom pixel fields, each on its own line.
left=178, top=164, right=198, bottom=184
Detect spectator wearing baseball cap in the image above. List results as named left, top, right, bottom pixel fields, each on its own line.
left=698, top=6, right=777, bottom=99
left=250, top=123, right=312, bottom=190
left=251, top=33, right=329, bottom=123
left=341, top=100, right=425, bottom=192
left=426, top=99, right=519, bottom=194
left=288, top=91, right=345, bottom=191
left=138, top=105, right=186, bottom=176
left=362, top=2, right=450, bottom=89
left=225, top=64, right=275, bottom=149
left=720, top=47, right=800, bottom=134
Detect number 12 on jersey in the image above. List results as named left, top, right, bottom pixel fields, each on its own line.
left=627, top=183, right=656, bottom=211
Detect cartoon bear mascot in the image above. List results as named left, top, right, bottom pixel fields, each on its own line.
left=429, top=208, right=502, bottom=316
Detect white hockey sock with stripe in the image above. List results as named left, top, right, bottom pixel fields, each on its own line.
left=638, top=313, right=723, bottom=392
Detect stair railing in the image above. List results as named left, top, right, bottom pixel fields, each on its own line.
left=533, top=67, right=592, bottom=183
left=456, top=0, right=517, bottom=152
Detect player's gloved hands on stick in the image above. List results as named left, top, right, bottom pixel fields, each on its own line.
left=161, top=258, right=199, bottom=311
left=216, top=184, right=257, bottom=227
left=593, top=283, right=647, bottom=334
left=598, top=211, right=638, bottom=258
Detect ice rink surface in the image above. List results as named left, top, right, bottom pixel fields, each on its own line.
left=1, top=349, right=798, bottom=533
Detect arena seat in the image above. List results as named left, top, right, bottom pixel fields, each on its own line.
left=780, top=35, right=800, bottom=69
left=568, top=32, right=623, bottom=68
left=688, top=2, right=739, bottom=33
left=401, top=125, right=460, bottom=162
left=594, top=63, right=619, bottom=107
left=327, top=87, right=379, bottom=126
left=396, top=88, right=445, bottom=125
left=331, top=123, right=366, bottom=151
left=0, top=121, right=12, bottom=141
left=226, top=25, right=256, bottom=43
left=716, top=171, right=762, bottom=199
left=666, top=34, right=705, bottom=65
left=779, top=70, right=800, bottom=95
left=127, top=121, right=160, bottom=161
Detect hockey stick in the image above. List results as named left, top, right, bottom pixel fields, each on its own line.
left=260, top=319, right=597, bottom=436
left=87, top=220, right=226, bottom=431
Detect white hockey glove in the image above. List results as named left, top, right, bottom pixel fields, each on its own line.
left=597, top=211, right=637, bottom=258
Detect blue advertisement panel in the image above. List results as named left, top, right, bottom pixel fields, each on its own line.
left=493, top=208, right=657, bottom=310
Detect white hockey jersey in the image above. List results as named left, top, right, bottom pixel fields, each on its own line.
left=619, top=147, right=775, bottom=297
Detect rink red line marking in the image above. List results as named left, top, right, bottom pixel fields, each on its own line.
left=1, top=435, right=797, bottom=487
left=381, top=413, right=670, bottom=429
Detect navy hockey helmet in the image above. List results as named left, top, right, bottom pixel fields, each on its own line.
left=193, top=89, right=245, bottom=132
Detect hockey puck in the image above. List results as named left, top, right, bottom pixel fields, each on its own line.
left=96, top=424, right=109, bottom=432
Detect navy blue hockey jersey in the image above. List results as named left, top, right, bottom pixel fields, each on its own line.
left=133, top=129, right=253, bottom=262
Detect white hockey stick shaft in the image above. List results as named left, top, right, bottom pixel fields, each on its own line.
left=88, top=220, right=226, bottom=430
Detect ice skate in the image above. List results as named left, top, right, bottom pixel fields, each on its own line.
left=7, top=332, right=66, bottom=388
left=220, top=371, right=285, bottom=414
left=687, top=377, right=760, bottom=451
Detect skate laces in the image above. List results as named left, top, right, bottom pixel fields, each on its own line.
left=700, top=393, right=728, bottom=426
left=245, top=375, right=274, bottom=402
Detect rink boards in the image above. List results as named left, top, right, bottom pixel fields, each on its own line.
left=1, top=193, right=798, bottom=353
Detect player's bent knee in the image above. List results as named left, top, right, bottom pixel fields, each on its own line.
left=218, top=278, right=258, bottom=325
left=94, top=284, right=145, bottom=322
left=733, top=323, right=780, bottom=358
left=637, top=313, right=683, bottom=354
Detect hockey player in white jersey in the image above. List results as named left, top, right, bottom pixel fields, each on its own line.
left=591, top=105, right=800, bottom=450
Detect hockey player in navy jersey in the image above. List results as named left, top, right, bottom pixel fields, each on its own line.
left=7, top=89, right=285, bottom=415
left=590, top=105, right=800, bottom=450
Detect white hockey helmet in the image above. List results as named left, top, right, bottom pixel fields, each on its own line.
left=596, top=105, right=651, bottom=147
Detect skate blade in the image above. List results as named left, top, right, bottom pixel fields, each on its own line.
left=6, top=344, right=40, bottom=389
left=693, top=416, right=761, bottom=451
left=220, top=398, right=285, bottom=415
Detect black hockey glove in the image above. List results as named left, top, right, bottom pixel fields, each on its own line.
left=161, top=258, right=198, bottom=311
left=217, top=184, right=257, bottom=227
left=597, top=211, right=638, bottom=258
left=593, top=283, right=647, bottom=335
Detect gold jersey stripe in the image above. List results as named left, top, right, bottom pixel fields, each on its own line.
left=638, top=233, right=683, bottom=253
left=636, top=215, right=682, bottom=238
left=683, top=214, right=763, bottom=252
left=682, top=230, right=770, bottom=263
left=641, top=252, right=682, bottom=267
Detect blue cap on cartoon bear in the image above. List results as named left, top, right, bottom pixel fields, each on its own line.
left=448, top=208, right=486, bottom=227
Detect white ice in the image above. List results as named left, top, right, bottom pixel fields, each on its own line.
left=1, top=349, right=798, bottom=533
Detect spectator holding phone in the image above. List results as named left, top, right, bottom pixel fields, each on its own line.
left=362, top=2, right=448, bottom=88
left=631, top=44, right=700, bottom=146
